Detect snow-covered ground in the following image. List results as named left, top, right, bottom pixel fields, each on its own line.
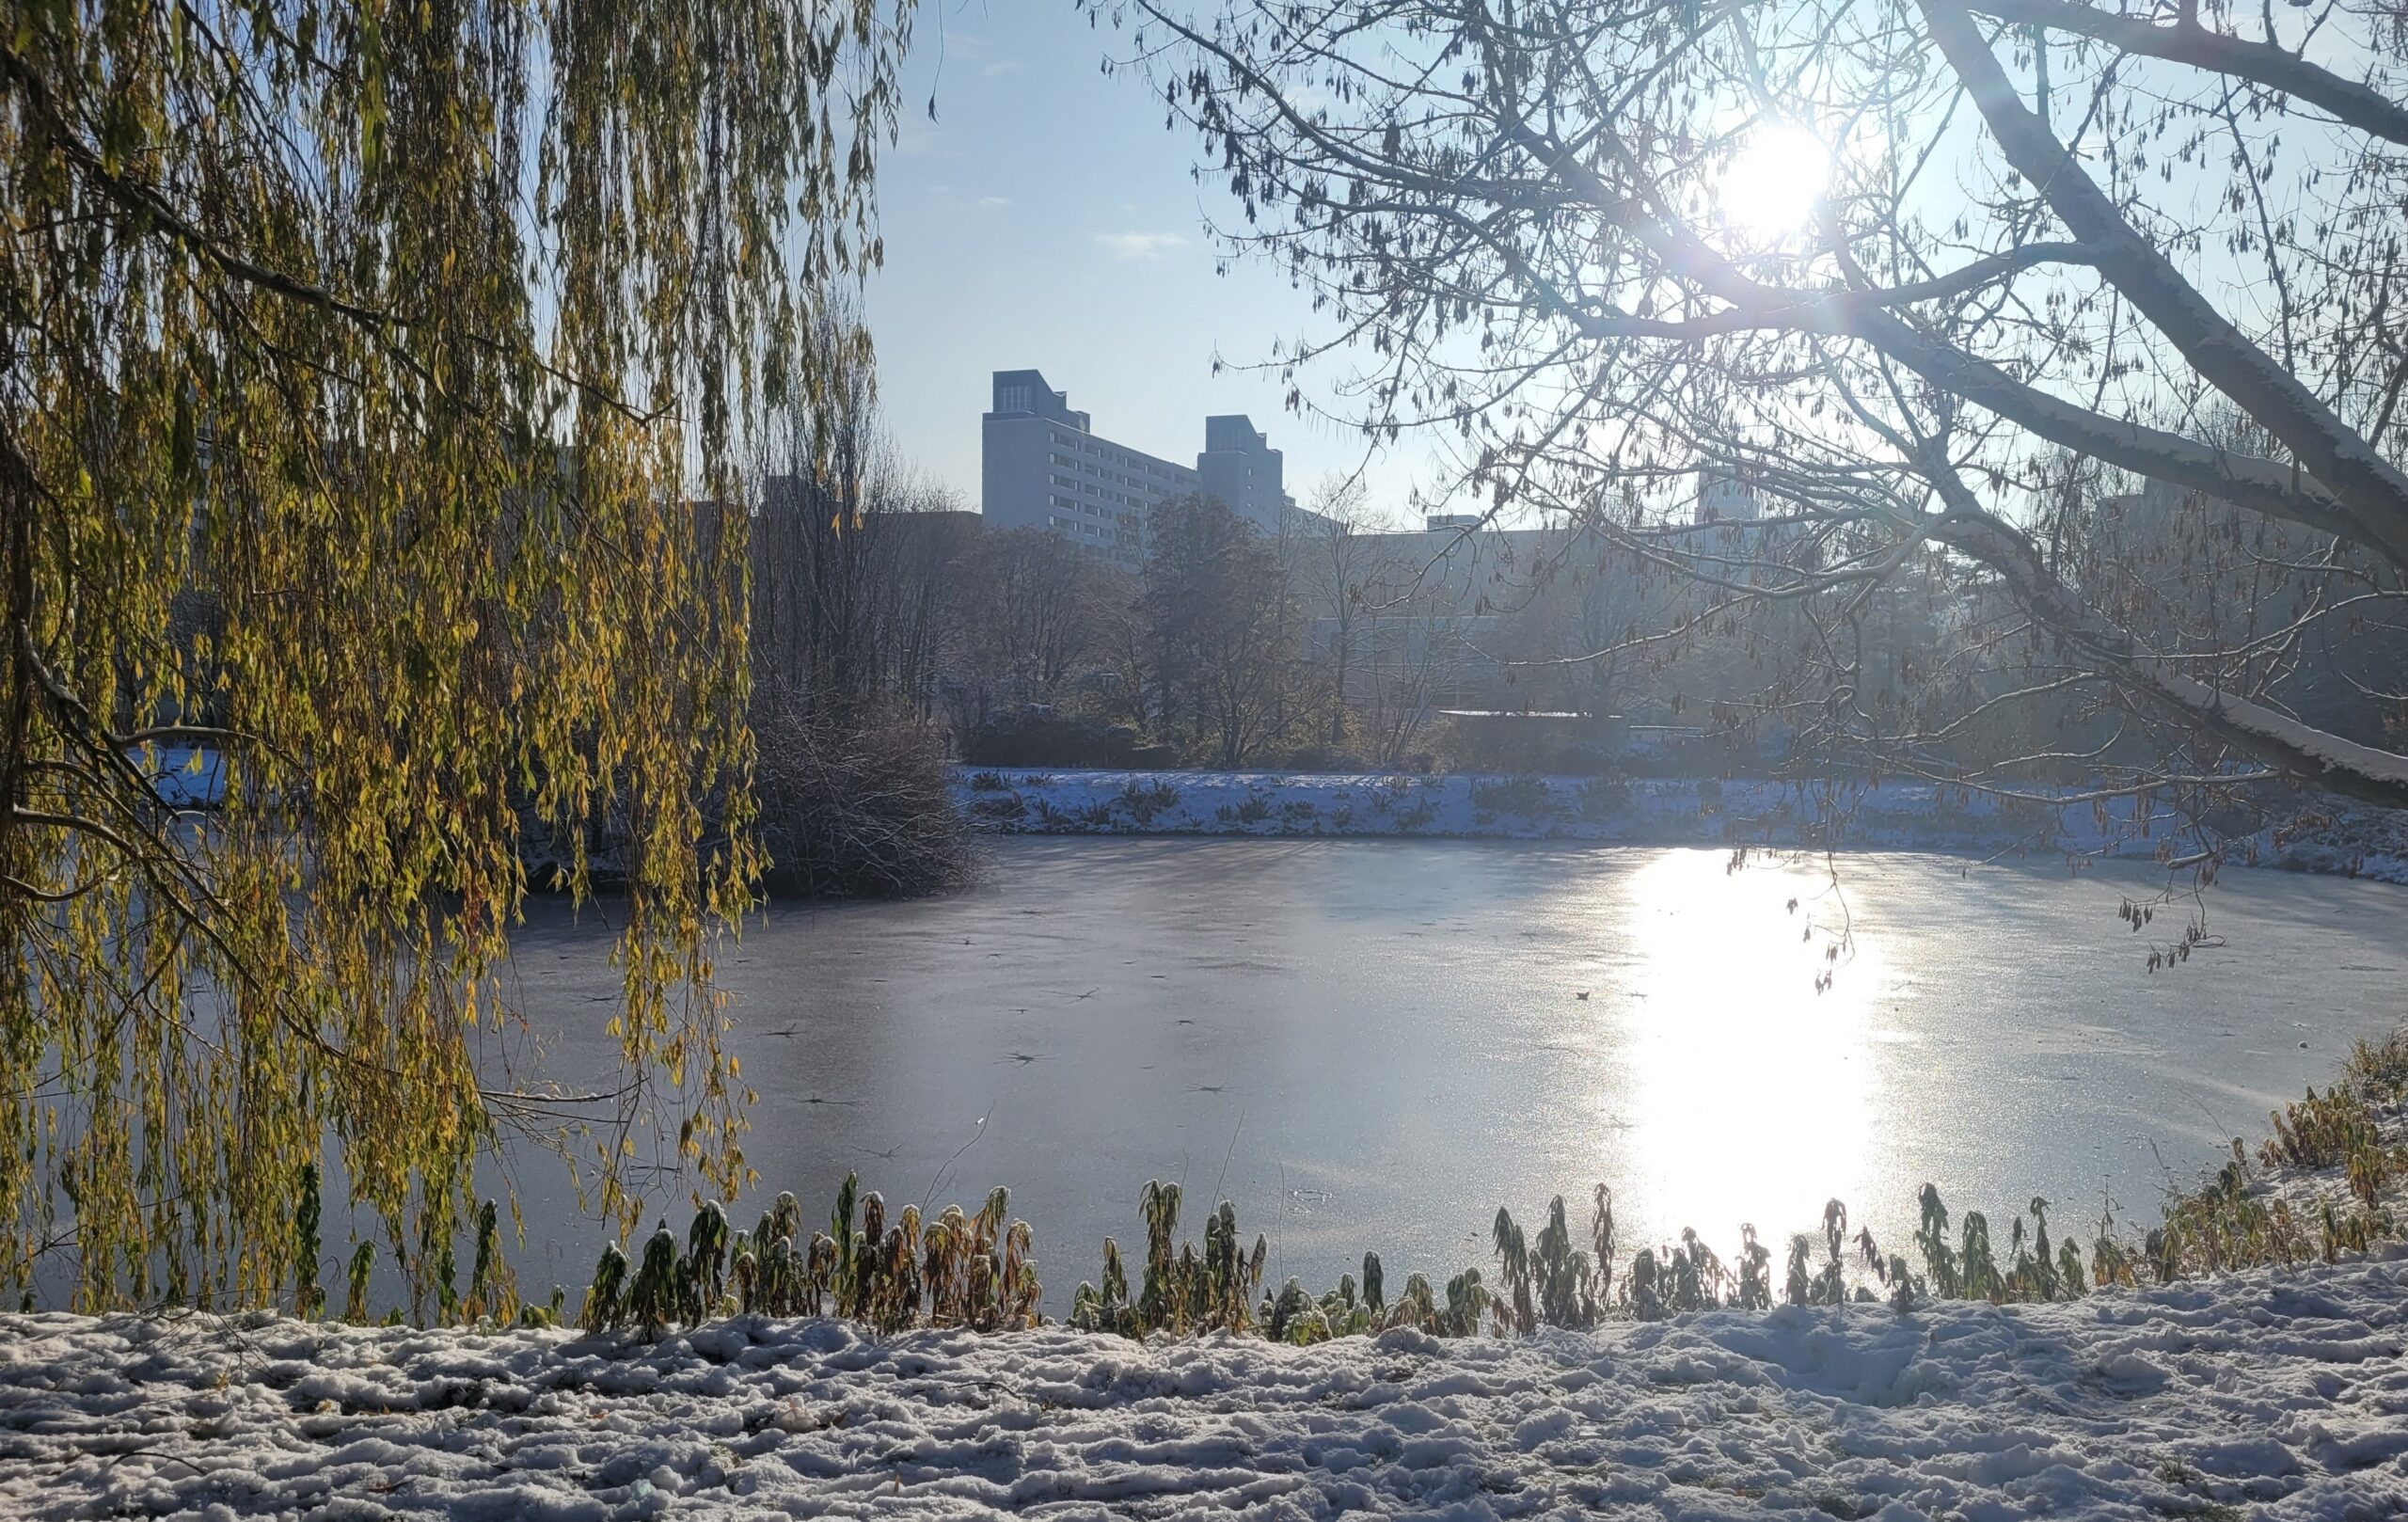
left=5, top=1252, right=2406, bottom=1520
left=961, top=769, right=2408, bottom=883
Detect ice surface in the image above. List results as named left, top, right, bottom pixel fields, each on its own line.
left=487, top=840, right=2408, bottom=1319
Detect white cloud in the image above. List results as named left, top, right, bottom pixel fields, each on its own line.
left=1094, top=231, right=1186, bottom=260
left=978, top=196, right=1013, bottom=212
left=981, top=59, right=1023, bottom=78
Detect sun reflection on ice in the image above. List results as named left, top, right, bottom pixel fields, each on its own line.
left=1608, top=849, right=1888, bottom=1251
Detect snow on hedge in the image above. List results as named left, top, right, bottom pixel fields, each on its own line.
left=960, top=769, right=2408, bottom=883
left=5, top=1251, right=2406, bottom=1519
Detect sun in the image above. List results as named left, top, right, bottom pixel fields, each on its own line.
left=1718, top=125, right=1831, bottom=239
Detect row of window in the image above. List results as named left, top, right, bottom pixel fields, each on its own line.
left=1046, top=428, right=1191, bottom=486
left=1049, top=477, right=1149, bottom=515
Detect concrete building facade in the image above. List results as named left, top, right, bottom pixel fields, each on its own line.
left=980, top=369, right=1298, bottom=565
left=1196, top=414, right=1290, bottom=530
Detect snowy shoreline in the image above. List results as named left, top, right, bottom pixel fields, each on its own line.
left=960, top=768, right=2408, bottom=884
left=7, top=1251, right=2406, bottom=1519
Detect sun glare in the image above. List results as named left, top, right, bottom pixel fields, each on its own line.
left=1610, top=849, right=1889, bottom=1243
left=1718, top=125, right=1831, bottom=239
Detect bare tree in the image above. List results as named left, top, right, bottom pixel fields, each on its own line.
left=951, top=529, right=1121, bottom=725
left=1090, top=0, right=2408, bottom=817
left=748, top=318, right=975, bottom=896
left=1142, top=495, right=1304, bottom=764
left=1290, top=475, right=1394, bottom=748
left=880, top=489, right=979, bottom=724
left=754, top=317, right=971, bottom=721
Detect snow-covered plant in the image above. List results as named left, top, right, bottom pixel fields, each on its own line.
left=624, top=1224, right=681, bottom=1330
left=1490, top=1196, right=1603, bottom=1330
left=729, top=1232, right=756, bottom=1312
left=1885, top=1256, right=1918, bottom=1313
left=1783, top=1235, right=1812, bottom=1308
left=1388, top=1271, right=1438, bottom=1331
left=771, top=1234, right=813, bottom=1316
left=1469, top=776, right=1553, bottom=820
left=1735, top=1226, right=1772, bottom=1311
left=1197, top=1198, right=1255, bottom=1332
left=1532, top=1197, right=1593, bottom=1327
left=2054, top=1241, right=2085, bottom=1300
left=1077, top=1193, right=1258, bottom=1339
left=683, top=1201, right=730, bottom=1322
left=1958, top=1213, right=2002, bottom=1302
left=2264, top=1086, right=2380, bottom=1171
left=429, top=1221, right=459, bottom=1324
left=515, top=1289, right=565, bottom=1329
left=1114, top=780, right=1181, bottom=825
left=1590, top=1186, right=1616, bottom=1308
left=1491, top=1206, right=1532, bottom=1335
left=1318, top=1273, right=1373, bottom=1338
left=2004, top=1197, right=2059, bottom=1302
left=2089, top=1205, right=2136, bottom=1292
left=2319, top=1201, right=2386, bottom=1261
left=1667, top=1242, right=1705, bottom=1314
left=1630, top=1246, right=1665, bottom=1320
left=1266, top=1277, right=1328, bottom=1343
left=2345, top=1031, right=2408, bottom=1100
left=758, top=1191, right=802, bottom=1255
left=1136, top=1180, right=1182, bottom=1330
left=343, top=1243, right=375, bottom=1324
left=1915, top=1185, right=1959, bottom=1299
left=827, top=1176, right=860, bottom=1316
left=1813, top=1199, right=1849, bottom=1305
left=580, top=1243, right=627, bottom=1332
left=1440, top=1268, right=1488, bottom=1337
left=467, top=1199, right=515, bottom=1324
left=862, top=1205, right=923, bottom=1334
left=293, top=1163, right=323, bottom=1320
left=802, top=1232, right=834, bottom=1315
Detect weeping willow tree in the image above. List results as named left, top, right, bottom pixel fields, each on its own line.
left=0, top=0, right=914, bottom=1311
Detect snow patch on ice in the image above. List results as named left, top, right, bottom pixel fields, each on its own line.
left=960, top=768, right=2408, bottom=883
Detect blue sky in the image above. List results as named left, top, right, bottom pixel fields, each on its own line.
left=863, top=4, right=1427, bottom=521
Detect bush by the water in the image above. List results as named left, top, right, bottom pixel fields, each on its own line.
left=1436, top=713, right=1624, bottom=778
left=962, top=711, right=1174, bottom=769
left=752, top=690, right=976, bottom=897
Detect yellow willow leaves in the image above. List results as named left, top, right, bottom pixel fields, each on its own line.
left=1, top=0, right=915, bottom=1312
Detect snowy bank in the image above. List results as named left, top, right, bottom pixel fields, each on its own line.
left=6, top=1252, right=2407, bottom=1520
left=959, top=769, right=2408, bottom=882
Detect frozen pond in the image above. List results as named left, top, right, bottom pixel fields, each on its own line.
left=496, top=840, right=2408, bottom=1305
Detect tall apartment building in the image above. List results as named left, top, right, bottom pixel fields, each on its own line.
left=980, top=369, right=1297, bottom=566
left=1693, top=469, right=1760, bottom=524
left=1196, top=413, right=1289, bottom=528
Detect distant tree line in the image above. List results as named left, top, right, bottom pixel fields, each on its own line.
left=777, top=451, right=2407, bottom=792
